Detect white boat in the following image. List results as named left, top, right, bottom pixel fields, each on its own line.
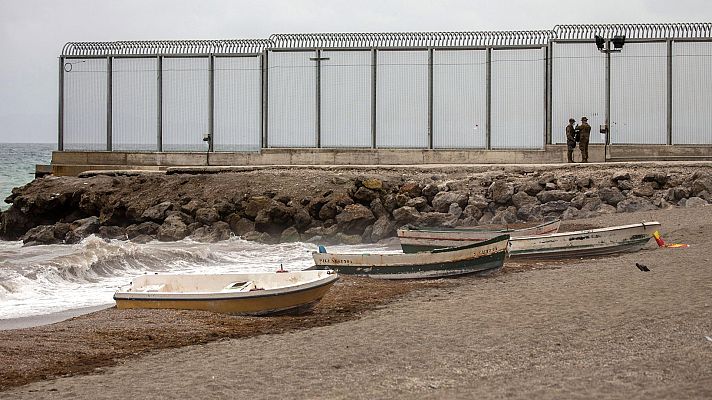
left=311, top=235, right=509, bottom=280
left=114, top=270, right=339, bottom=315
left=507, top=221, right=661, bottom=259
left=397, top=220, right=561, bottom=253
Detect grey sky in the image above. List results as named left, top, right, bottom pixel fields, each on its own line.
left=1, top=0, right=710, bottom=143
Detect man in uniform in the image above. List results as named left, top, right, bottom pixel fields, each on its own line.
left=576, top=116, right=591, bottom=163
left=565, top=118, right=577, bottom=163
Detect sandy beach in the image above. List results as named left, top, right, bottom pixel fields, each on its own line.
left=2, top=205, right=712, bottom=399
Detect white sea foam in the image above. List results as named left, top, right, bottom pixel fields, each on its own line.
left=0, top=235, right=394, bottom=320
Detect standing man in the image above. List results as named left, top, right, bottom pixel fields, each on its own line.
left=577, top=116, right=591, bottom=163
left=565, top=118, right=577, bottom=163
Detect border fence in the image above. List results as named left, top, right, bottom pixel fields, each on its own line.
left=58, top=23, right=712, bottom=153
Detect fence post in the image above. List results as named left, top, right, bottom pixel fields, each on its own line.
left=428, top=48, right=434, bottom=149
left=371, top=49, right=377, bottom=149
left=106, top=56, right=113, bottom=151
left=605, top=41, right=611, bottom=149
left=157, top=56, right=163, bottom=152
left=208, top=54, right=215, bottom=152
left=667, top=39, right=673, bottom=145
left=316, top=49, right=322, bottom=148
left=263, top=51, right=269, bottom=149
left=58, top=57, right=64, bottom=151
left=485, top=47, right=492, bottom=150
left=546, top=43, right=552, bottom=145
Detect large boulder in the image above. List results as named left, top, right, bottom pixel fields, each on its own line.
left=157, top=215, right=189, bottom=241
left=431, top=191, right=468, bottom=213
left=190, top=222, right=231, bottom=243
left=642, top=172, right=668, bottom=187
left=511, top=191, right=538, bottom=208
left=0, top=207, right=34, bottom=241
left=280, top=226, right=301, bottom=242
left=398, top=181, right=422, bottom=198
left=421, top=183, right=441, bottom=201
left=611, top=171, right=631, bottom=182
left=370, top=216, right=394, bottom=242
left=468, top=194, right=489, bottom=210
left=336, top=204, right=376, bottom=234
left=98, top=225, right=127, bottom=240
left=21, top=225, right=62, bottom=246
left=536, top=190, right=576, bottom=204
left=370, top=198, right=388, bottom=219
left=195, top=208, right=220, bottom=225
left=539, top=201, right=570, bottom=215
left=489, top=181, right=514, bottom=204
left=126, top=221, right=160, bottom=239
left=663, top=187, right=691, bottom=202
left=616, top=197, right=657, bottom=213
left=392, top=206, right=420, bottom=224
left=685, top=196, right=708, bottom=208
left=140, top=201, right=173, bottom=222
left=244, top=196, right=272, bottom=218
left=361, top=178, right=383, bottom=190
left=227, top=214, right=255, bottom=236
left=416, top=212, right=457, bottom=228
left=598, top=187, right=626, bottom=206
left=292, top=208, right=313, bottom=230
left=516, top=204, right=542, bottom=222
left=406, top=197, right=430, bottom=212
left=352, top=187, right=378, bottom=204
left=632, top=183, right=655, bottom=198
left=518, top=181, right=544, bottom=196
left=692, top=176, right=712, bottom=196
left=491, top=207, right=517, bottom=225
left=64, top=216, right=100, bottom=244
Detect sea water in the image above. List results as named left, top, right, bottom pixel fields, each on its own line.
left=0, top=145, right=391, bottom=320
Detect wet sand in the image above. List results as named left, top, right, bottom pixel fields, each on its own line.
left=2, top=206, right=712, bottom=399
left=0, top=304, right=113, bottom=331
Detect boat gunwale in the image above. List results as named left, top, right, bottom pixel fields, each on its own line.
left=397, top=219, right=560, bottom=235
left=509, top=221, right=660, bottom=242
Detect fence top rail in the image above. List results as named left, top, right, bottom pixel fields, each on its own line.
left=268, top=31, right=554, bottom=48
left=553, top=23, right=712, bottom=39
left=61, top=39, right=273, bottom=56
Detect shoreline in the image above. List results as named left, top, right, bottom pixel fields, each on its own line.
left=0, top=304, right=113, bottom=331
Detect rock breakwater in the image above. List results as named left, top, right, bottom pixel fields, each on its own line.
left=2, top=165, right=711, bottom=246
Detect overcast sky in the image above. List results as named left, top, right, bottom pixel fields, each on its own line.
left=1, top=0, right=711, bottom=143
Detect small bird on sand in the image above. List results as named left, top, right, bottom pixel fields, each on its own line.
left=635, top=263, right=651, bottom=272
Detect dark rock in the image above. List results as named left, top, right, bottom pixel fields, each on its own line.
left=489, top=181, right=514, bottom=204
left=562, top=207, right=579, bottom=220
left=395, top=193, right=410, bottom=208
left=195, top=208, right=220, bottom=225
left=140, top=201, right=173, bottom=222
left=157, top=215, right=189, bottom=241
left=165, top=211, right=193, bottom=225
left=300, top=196, right=312, bottom=206
left=307, top=198, right=329, bottom=219
left=570, top=194, right=586, bottom=210
left=545, top=182, right=557, bottom=191
left=643, top=172, right=668, bottom=186
left=318, top=201, right=339, bottom=221
left=421, top=183, right=441, bottom=201
left=617, top=180, right=634, bottom=191
left=581, top=196, right=603, bottom=212
left=274, top=195, right=291, bottom=205
left=519, top=181, right=544, bottom=196
left=0, top=207, right=34, bottom=241
left=598, top=187, right=626, bottom=206
left=362, top=225, right=374, bottom=243
left=576, top=176, right=593, bottom=189
left=664, top=187, right=691, bottom=202
left=191, top=222, right=232, bottom=243
left=616, top=196, right=657, bottom=213
left=292, top=208, right=313, bottom=230
left=692, top=177, right=712, bottom=196
left=392, top=206, right=420, bottom=224
left=244, top=196, right=272, bottom=218
left=370, top=198, right=388, bottom=219
left=126, top=222, right=160, bottom=239
left=478, top=211, right=495, bottom=224
left=353, top=187, right=378, bottom=204
left=537, top=174, right=556, bottom=185
left=370, top=216, right=393, bottom=242
left=539, top=201, right=570, bottom=214
left=383, top=195, right=398, bottom=213
left=462, top=205, right=483, bottom=222
left=612, top=171, right=631, bottom=182
left=597, top=204, right=617, bottom=214
left=512, top=191, right=538, bottom=208
left=406, top=197, right=429, bottom=212
left=448, top=203, right=463, bottom=220
left=243, top=231, right=274, bottom=243
left=21, top=225, right=61, bottom=246
left=556, top=177, right=576, bottom=191
left=180, top=199, right=206, bottom=216
left=98, top=225, right=126, bottom=240
left=536, top=190, right=576, bottom=204
left=336, top=204, right=376, bottom=234
left=65, top=216, right=100, bottom=244
left=227, top=214, right=255, bottom=236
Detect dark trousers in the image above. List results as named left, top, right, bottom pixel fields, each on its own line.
left=579, top=138, right=589, bottom=162
left=566, top=140, right=576, bottom=162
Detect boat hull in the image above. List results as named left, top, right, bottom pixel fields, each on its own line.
left=114, top=272, right=338, bottom=316
left=507, top=223, right=660, bottom=259
left=312, top=235, right=509, bottom=280
left=398, top=220, right=560, bottom=251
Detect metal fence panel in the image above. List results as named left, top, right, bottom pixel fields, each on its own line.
left=673, top=41, right=712, bottom=144
left=214, top=56, right=262, bottom=151
left=320, top=51, right=372, bottom=148
left=433, top=50, right=487, bottom=148
left=490, top=48, right=545, bottom=149
left=112, top=58, right=158, bottom=151
left=610, top=42, right=667, bottom=144
left=376, top=50, right=429, bottom=148
left=162, top=57, right=210, bottom=151
left=63, top=58, right=107, bottom=150
left=551, top=43, right=606, bottom=144
left=267, top=51, right=317, bottom=147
